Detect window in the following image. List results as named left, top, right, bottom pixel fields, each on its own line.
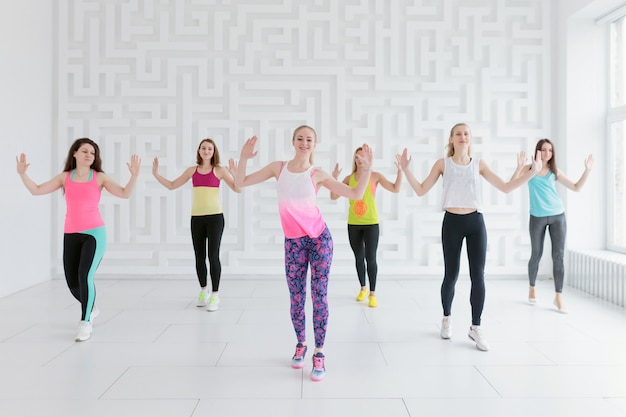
left=608, top=14, right=626, bottom=253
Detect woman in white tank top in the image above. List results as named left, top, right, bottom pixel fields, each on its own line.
left=397, top=123, right=541, bottom=352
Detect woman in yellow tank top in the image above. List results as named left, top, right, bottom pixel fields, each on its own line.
left=331, top=147, right=402, bottom=307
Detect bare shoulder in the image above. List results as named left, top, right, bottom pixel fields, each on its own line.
left=434, top=158, right=445, bottom=171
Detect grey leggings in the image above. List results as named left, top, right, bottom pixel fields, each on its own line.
left=528, top=213, right=566, bottom=292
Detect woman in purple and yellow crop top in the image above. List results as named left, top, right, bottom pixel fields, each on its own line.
left=511, top=139, right=593, bottom=313
left=152, top=138, right=240, bottom=312
left=17, top=138, right=140, bottom=342
left=234, top=126, right=373, bottom=382
left=397, top=123, right=541, bottom=352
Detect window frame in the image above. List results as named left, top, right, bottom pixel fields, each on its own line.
left=607, top=13, right=626, bottom=253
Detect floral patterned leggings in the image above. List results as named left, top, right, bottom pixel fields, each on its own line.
left=284, top=226, right=333, bottom=349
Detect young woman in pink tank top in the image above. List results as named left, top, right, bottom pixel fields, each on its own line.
left=234, top=125, right=373, bottom=382
left=16, top=138, right=140, bottom=342
left=152, top=138, right=240, bottom=312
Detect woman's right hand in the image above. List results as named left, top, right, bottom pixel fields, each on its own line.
left=531, top=150, right=542, bottom=174
left=16, top=153, right=29, bottom=175
left=152, top=157, right=159, bottom=176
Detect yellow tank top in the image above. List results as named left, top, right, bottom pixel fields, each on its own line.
left=347, top=174, right=378, bottom=225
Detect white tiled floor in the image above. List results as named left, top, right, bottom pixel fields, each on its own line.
left=1, top=276, right=626, bottom=417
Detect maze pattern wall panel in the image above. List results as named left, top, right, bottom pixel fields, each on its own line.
left=54, top=0, right=551, bottom=277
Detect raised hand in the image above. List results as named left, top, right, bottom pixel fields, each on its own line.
left=240, top=136, right=259, bottom=159
left=584, top=154, right=594, bottom=171
left=332, top=163, right=342, bottom=179
left=228, top=157, right=237, bottom=172
left=152, top=156, right=159, bottom=176
left=16, top=153, right=30, bottom=175
left=516, top=150, right=527, bottom=170
left=396, top=148, right=412, bottom=171
left=355, top=144, right=373, bottom=170
left=531, top=150, right=542, bottom=174
left=127, top=154, right=141, bottom=176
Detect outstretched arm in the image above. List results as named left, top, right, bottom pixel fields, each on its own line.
left=152, top=157, right=194, bottom=190
left=16, top=153, right=64, bottom=195
left=234, top=136, right=280, bottom=187
left=557, top=154, right=594, bottom=192
left=101, top=154, right=141, bottom=198
left=375, top=162, right=403, bottom=193
left=396, top=149, right=442, bottom=196
left=319, top=144, right=373, bottom=199
left=481, top=150, right=542, bottom=193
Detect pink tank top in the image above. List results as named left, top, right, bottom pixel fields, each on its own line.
left=64, top=170, right=105, bottom=233
left=277, top=163, right=325, bottom=239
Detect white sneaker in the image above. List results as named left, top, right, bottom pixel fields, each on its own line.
left=196, top=291, right=208, bottom=307
left=440, top=316, right=451, bottom=339
left=89, top=306, right=100, bottom=322
left=75, top=321, right=92, bottom=342
left=468, top=326, right=489, bottom=351
left=207, top=295, right=220, bottom=312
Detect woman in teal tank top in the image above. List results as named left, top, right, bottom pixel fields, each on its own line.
left=512, top=139, right=593, bottom=313
left=331, top=147, right=402, bottom=307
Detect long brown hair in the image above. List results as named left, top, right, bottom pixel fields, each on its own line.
left=292, top=125, right=316, bottom=164
left=446, top=123, right=472, bottom=157
left=535, top=138, right=558, bottom=178
left=196, top=138, right=221, bottom=166
left=62, top=138, right=103, bottom=172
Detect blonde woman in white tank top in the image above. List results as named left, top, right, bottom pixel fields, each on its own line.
left=397, top=123, right=542, bottom=351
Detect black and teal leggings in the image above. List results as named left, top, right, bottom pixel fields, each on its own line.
left=63, top=227, right=106, bottom=321
left=190, top=214, right=224, bottom=291
left=347, top=224, right=379, bottom=291
left=441, top=211, right=487, bottom=326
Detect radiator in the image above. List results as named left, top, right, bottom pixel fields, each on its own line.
left=567, top=250, right=626, bottom=307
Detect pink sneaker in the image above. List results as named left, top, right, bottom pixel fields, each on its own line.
left=310, top=352, right=326, bottom=381
left=291, top=343, right=308, bottom=368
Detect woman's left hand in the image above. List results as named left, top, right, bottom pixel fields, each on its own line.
left=127, top=154, right=141, bottom=176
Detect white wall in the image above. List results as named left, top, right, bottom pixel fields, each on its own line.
left=9, top=0, right=620, bottom=297
left=0, top=1, right=54, bottom=297
left=51, top=0, right=554, bottom=279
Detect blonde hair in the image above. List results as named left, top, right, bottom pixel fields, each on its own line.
left=351, top=146, right=363, bottom=174
left=446, top=123, right=472, bottom=157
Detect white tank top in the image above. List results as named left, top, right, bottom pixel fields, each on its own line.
left=441, top=157, right=482, bottom=212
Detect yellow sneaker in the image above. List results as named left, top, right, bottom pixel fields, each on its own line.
left=368, top=295, right=378, bottom=308
left=356, top=289, right=367, bottom=301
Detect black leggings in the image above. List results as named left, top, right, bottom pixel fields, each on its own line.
left=190, top=214, right=224, bottom=291
left=347, top=224, right=379, bottom=291
left=63, top=227, right=106, bottom=321
left=441, top=211, right=487, bottom=326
